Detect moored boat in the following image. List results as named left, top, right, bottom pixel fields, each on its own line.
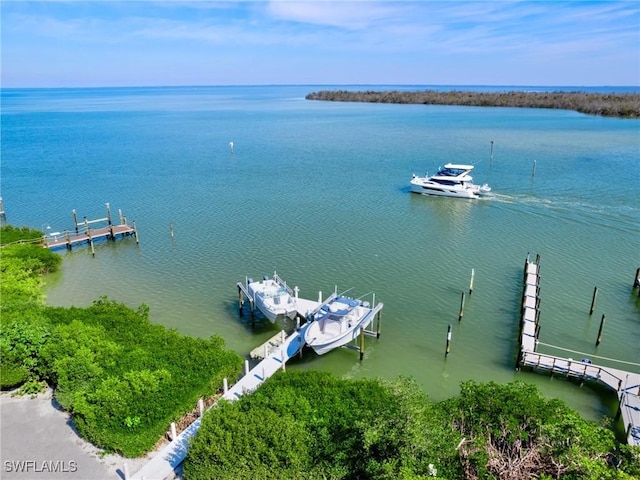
left=304, top=292, right=383, bottom=355
left=245, top=273, right=298, bottom=323
left=410, top=163, right=491, bottom=199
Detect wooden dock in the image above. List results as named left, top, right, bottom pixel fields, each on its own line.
left=516, top=255, right=640, bottom=447
left=129, top=325, right=309, bottom=480
left=43, top=203, right=138, bottom=253
left=130, top=283, right=383, bottom=479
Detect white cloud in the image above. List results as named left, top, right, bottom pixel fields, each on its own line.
left=265, top=0, right=401, bottom=30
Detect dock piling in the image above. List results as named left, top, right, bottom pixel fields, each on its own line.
left=634, top=268, right=640, bottom=289
left=281, top=345, right=286, bottom=371
left=0, top=196, right=6, bottom=227
left=72, top=209, right=79, bottom=234
left=238, top=285, right=244, bottom=316
left=106, top=202, right=115, bottom=239
left=445, top=324, right=452, bottom=356
left=589, top=287, right=598, bottom=315
left=469, top=268, right=475, bottom=294
left=359, top=328, right=365, bottom=361
left=458, top=292, right=465, bottom=322
left=595, top=314, right=606, bottom=346
left=489, top=140, right=494, bottom=167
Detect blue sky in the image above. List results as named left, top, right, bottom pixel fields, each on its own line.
left=2, top=1, right=639, bottom=88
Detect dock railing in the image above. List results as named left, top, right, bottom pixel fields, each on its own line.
left=520, top=351, right=625, bottom=391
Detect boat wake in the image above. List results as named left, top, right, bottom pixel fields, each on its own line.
left=483, top=192, right=639, bottom=233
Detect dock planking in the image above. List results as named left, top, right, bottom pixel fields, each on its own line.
left=43, top=203, right=138, bottom=253
left=517, top=256, right=640, bottom=447
left=130, top=326, right=309, bottom=480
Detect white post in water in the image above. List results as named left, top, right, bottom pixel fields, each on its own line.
left=469, top=268, right=475, bottom=294
left=294, top=286, right=299, bottom=299
left=318, top=291, right=322, bottom=302
left=490, top=140, right=494, bottom=166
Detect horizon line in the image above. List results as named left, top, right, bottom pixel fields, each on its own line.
left=3, top=83, right=639, bottom=91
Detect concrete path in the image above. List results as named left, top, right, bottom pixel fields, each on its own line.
left=0, top=389, right=148, bottom=480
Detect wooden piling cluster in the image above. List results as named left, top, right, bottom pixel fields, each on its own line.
left=44, top=203, right=138, bottom=254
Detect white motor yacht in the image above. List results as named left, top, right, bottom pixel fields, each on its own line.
left=410, top=163, right=491, bottom=199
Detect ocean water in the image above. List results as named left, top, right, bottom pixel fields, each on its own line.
left=2, top=85, right=639, bottom=424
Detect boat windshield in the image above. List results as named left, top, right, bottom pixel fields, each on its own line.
left=438, top=166, right=468, bottom=176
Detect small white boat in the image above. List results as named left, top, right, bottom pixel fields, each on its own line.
left=245, top=273, right=298, bottom=323
left=304, top=292, right=383, bottom=355
left=410, top=163, right=491, bottom=199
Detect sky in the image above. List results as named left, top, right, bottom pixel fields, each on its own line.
left=1, top=1, right=639, bottom=88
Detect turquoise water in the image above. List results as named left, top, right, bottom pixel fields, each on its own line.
left=2, top=85, right=639, bottom=422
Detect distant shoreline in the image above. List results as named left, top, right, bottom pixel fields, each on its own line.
left=306, top=90, right=640, bottom=118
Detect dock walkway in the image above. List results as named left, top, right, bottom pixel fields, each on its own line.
left=130, top=283, right=383, bottom=480
left=517, top=256, right=640, bottom=447
left=130, top=324, right=309, bottom=480
left=43, top=204, right=138, bottom=252
left=45, top=224, right=137, bottom=250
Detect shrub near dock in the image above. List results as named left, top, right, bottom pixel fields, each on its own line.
left=184, top=373, right=640, bottom=480
left=0, top=226, right=244, bottom=457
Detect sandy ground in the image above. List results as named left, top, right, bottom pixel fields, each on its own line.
left=0, top=388, right=153, bottom=480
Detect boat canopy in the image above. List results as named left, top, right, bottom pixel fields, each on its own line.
left=443, top=163, right=474, bottom=170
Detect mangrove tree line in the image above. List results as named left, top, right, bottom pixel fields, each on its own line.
left=306, top=90, right=640, bottom=118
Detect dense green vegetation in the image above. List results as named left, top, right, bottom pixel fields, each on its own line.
left=306, top=90, right=640, bottom=118
left=3, top=225, right=639, bottom=476
left=184, top=371, right=639, bottom=479
left=0, top=225, right=45, bottom=245
left=0, top=226, right=244, bottom=456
